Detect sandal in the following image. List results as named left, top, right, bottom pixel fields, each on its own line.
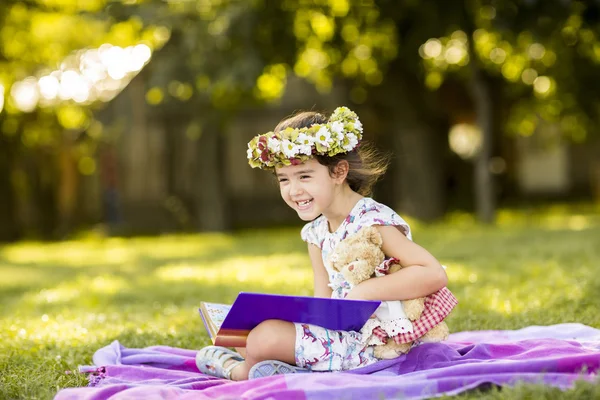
left=249, top=360, right=310, bottom=379
left=196, top=346, right=244, bottom=380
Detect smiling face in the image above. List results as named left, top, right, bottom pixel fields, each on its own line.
left=275, top=158, right=340, bottom=221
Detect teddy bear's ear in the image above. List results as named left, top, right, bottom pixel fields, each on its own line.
left=363, top=226, right=383, bottom=247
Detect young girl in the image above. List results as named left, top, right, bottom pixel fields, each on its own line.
left=195, top=107, right=457, bottom=381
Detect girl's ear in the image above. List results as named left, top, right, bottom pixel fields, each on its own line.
left=333, top=160, right=350, bottom=183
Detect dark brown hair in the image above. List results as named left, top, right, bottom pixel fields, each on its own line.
left=274, top=111, right=390, bottom=196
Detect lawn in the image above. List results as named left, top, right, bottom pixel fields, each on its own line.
left=1, top=204, right=600, bottom=399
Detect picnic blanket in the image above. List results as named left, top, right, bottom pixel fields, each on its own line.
left=55, top=323, right=600, bottom=400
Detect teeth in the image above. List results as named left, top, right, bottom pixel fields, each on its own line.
left=298, top=200, right=311, bottom=206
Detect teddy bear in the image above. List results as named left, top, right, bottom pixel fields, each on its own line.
left=328, top=225, right=449, bottom=359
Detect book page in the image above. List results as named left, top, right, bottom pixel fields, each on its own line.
left=202, top=302, right=231, bottom=331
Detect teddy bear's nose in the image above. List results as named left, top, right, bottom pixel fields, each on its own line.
left=348, top=264, right=354, bottom=271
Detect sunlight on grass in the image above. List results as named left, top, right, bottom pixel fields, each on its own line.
left=27, top=275, right=130, bottom=305
left=138, top=233, right=235, bottom=259
left=494, top=204, right=600, bottom=231
left=415, top=203, right=600, bottom=233
left=444, top=263, right=479, bottom=285
left=3, top=308, right=196, bottom=348
left=0, top=265, right=51, bottom=287
left=7, top=314, right=93, bottom=345
left=34, top=286, right=81, bottom=304
left=446, top=259, right=588, bottom=317
left=1, top=204, right=599, bottom=398
left=0, top=234, right=235, bottom=267
left=1, top=239, right=135, bottom=267
left=499, top=211, right=596, bottom=231
left=155, top=253, right=312, bottom=287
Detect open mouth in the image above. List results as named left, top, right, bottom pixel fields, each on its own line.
left=296, top=199, right=313, bottom=210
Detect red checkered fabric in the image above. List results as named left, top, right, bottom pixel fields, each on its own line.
left=372, top=286, right=458, bottom=344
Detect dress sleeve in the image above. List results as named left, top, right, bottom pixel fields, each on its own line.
left=359, top=205, right=412, bottom=241
left=300, top=219, right=322, bottom=247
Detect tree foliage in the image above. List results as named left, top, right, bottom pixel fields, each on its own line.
left=3, top=0, right=598, bottom=137
left=1, top=0, right=599, bottom=238
left=415, top=0, right=600, bottom=142
left=0, top=0, right=166, bottom=144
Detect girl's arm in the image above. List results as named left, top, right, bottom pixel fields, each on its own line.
left=345, top=225, right=447, bottom=301
left=308, top=244, right=333, bottom=298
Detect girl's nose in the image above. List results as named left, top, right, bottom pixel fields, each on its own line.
left=290, top=181, right=303, bottom=195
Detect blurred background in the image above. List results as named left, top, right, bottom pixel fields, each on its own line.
left=0, top=0, right=599, bottom=241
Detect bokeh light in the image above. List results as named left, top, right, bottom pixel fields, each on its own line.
left=0, top=84, right=4, bottom=114
left=10, top=43, right=153, bottom=112
left=528, top=43, right=546, bottom=60
left=489, top=47, right=506, bottom=64
left=521, top=68, right=538, bottom=85
left=38, top=75, right=60, bottom=100
left=533, top=76, right=554, bottom=98
left=449, top=123, right=482, bottom=160
left=11, top=78, right=40, bottom=112
left=419, top=32, right=469, bottom=69
left=420, top=39, right=442, bottom=59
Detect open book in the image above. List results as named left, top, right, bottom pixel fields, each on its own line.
left=199, top=292, right=381, bottom=347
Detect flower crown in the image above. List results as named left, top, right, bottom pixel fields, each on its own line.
left=247, top=106, right=363, bottom=170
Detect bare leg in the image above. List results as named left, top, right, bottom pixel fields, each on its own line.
left=235, top=347, right=247, bottom=358
left=227, top=319, right=297, bottom=381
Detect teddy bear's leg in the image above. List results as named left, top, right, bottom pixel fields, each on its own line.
left=373, top=339, right=413, bottom=359
left=401, top=298, right=425, bottom=321
left=419, top=322, right=450, bottom=343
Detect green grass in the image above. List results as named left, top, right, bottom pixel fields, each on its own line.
left=1, top=203, right=600, bottom=399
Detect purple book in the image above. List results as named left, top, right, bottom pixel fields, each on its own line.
left=199, top=292, right=381, bottom=347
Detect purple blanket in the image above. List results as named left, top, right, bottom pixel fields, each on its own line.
left=55, top=323, right=600, bottom=399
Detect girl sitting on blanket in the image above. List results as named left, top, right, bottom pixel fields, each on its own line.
left=196, top=107, right=458, bottom=380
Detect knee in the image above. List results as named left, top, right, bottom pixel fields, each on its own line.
left=246, top=320, right=293, bottom=361
left=247, top=320, right=282, bottom=353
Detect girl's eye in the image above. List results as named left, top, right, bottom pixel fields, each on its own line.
left=278, top=178, right=288, bottom=183
left=300, top=175, right=310, bottom=180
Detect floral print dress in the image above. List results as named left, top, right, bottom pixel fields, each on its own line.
left=294, top=197, right=411, bottom=371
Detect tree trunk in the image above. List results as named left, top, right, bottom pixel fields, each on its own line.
left=369, top=66, right=447, bottom=222
left=468, top=44, right=496, bottom=224
left=117, top=73, right=169, bottom=233
left=393, top=121, right=446, bottom=221
left=461, top=3, right=496, bottom=224
left=0, top=135, right=19, bottom=242
left=33, top=150, right=58, bottom=238
left=55, top=135, right=78, bottom=237
left=195, top=116, right=229, bottom=231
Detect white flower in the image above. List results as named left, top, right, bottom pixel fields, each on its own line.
left=343, top=133, right=358, bottom=151
left=281, top=139, right=299, bottom=158
left=296, top=133, right=314, bottom=146
left=268, top=137, right=281, bottom=152
left=316, top=126, right=331, bottom=147
left=294, top=134, right=313, bottom=155
left=330, top=121, right=344, bottom=139
left=298, top=144, right=312, bottom=155
left=354, top=120, right=363, bottom=133
left=247, top=147, right=254, bottom=159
